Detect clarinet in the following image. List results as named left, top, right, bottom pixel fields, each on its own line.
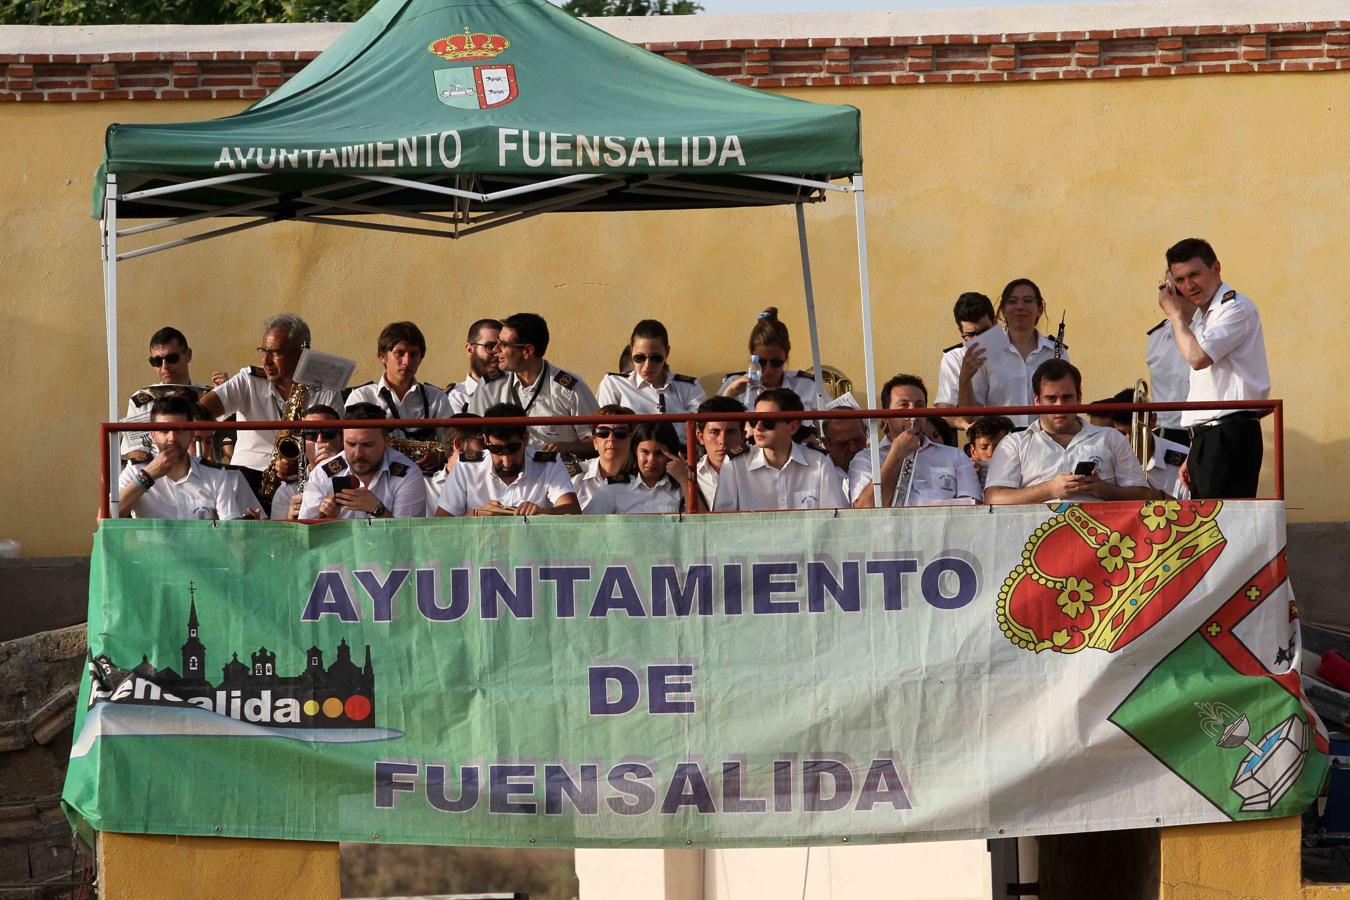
left=891, top=451, right=917, bottom=508
left=1053, top=311, right=1066, bottom=360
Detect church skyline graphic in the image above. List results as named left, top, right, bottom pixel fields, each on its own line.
left=89, top=583, right=377, bottom=729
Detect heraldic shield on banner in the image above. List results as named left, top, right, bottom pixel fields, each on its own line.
left=434, top=65, right=517, bottom=110
left=998, top=500, right=1329, bottom=820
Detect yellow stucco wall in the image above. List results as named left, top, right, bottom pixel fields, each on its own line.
left=2, top=71, right=1347, bottom=555
left=97, top=832, right=339, bottom=899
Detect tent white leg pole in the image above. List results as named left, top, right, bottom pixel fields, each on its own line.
left=102, top=174, right=120, bottom=517
left=795, top=203, right=826, bottom=410
left=851, top=173, right=883, bottom=508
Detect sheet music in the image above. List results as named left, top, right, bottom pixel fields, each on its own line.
left=824, top=391, right=861, bottom=411
left=119, top=409, right=152, bottom=451
left=293, top=349, right=356, bottom=393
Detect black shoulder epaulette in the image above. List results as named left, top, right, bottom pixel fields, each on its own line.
left=606, top=473, right=632, bottom=484
left=942, top=343, right=961, bottom=353
left=459, top=449, right=483, bottom=463
left=553, top=370, right=577, bottom=390
left=797, top=368, right=815, bottom=380
left=533, top=450, right=559, bottom=463
left=483, top=370, right=506, bottom=383
left=564, top=460, right=582, bottom=477
left=388, top=461, right=409, bottom=477
left=197, top=457, right=223, bottom=469
left=1222, top=289, right=1237, bottom=303
left=726, top=445, right=748, bottom=459
left=351, top=380, right=374, bottom=390
left=131, top=390, right=154, bottom=406
left=673, top=373, right=697, bottom=384
left=248, top=366, right=265, bottom=377
left=1164, top=448, right=1188, bottom=467
left=607, top=371, right=625, bottom=378
left=322, top=457, right=347, bottom=477
left=1146, top=319, right=1168, bottom=336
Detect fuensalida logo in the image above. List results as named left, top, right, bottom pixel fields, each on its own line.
left=429, top=28, right=518, bottom=110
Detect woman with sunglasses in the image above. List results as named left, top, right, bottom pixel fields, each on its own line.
left=597, top=320, right=707, bottom=416
left=717, top=308, right=822, bottom=411
left=957, top=278, right=1069, bottom=428
left=270, top=404, right=343, bottom=520
left=584, top=422, right=689, bottom=515
left=569, top=405, right=638, bottom=513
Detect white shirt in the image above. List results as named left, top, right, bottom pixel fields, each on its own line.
left=346, top=376, right=453, bottom=438
left=848, top=436, right=983, bottom=505
left=712, top=443, right=849, bottom=512
left=967, top=329, right=1065, bottom=427
left=1147, top=435, right=1191, bottom=499
left=468, top=361, right=599, bottom=447
left=570, top=457, right=630, bottom=512
left=119, top=457, right=245, bottom=520
left=209, top=367, right=341, bottom=472
left=716, top=369, right=822, bottom=411
left=446, top=373, right=484, bottom=414
left=695, top=455, right=721, bottom=509
left=597, top=370, right=707, bottom=416
left=1145, top=321, right=1190, bottom=430
left=581, top=472, right=685, bottom=515
left=934, top=343, right=964, bottom=407
left=121, top=383, right=210, bottom=457
left=298, top=448, right=426, bottom=519
left=436, top=451, right=577, bottom=516
left=1181, top=283, right=1270, bottom=427
left=986, top=419, right=1147, bottom=502
left=270, top=479, right=297, bottom=521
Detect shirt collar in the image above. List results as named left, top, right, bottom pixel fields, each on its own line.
left=749, top=443, right=810, bottom=470
left=628, top=369, right=670, bottom=391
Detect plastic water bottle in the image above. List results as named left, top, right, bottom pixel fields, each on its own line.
left=741, top=355, right=763, bottom=409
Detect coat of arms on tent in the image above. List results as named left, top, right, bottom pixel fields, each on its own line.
left=434, top=65, right=518, bottom=110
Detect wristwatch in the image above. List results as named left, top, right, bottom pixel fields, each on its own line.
left=372, top=502, right=388, bottom=519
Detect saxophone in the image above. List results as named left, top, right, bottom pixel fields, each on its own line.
left=259, top=382, right=308, bottom=506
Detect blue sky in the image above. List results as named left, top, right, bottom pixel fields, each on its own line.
left=696, top=0, right=1117, bottom=12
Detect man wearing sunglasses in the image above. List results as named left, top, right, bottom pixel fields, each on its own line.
left=712, top=388, right=847, bottom=512
left=467, top=312, right=598, bottom=457
left=447, top=318, right=504, bottom=414
left=435, top=402, right=580, bottom=517
left=933, top=292, right=997, bottom=430
left=122, top=327, right=212, bottom=462
left=570, top=405, right=637, bottom=513
left=298, top=403, right=426, bottom=520
left=269, top=405, right=343, bottom=520
left=201, top=313, right=342, bottom=495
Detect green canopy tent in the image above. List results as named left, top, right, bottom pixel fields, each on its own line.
left=96, top=0, right=882, bottom=506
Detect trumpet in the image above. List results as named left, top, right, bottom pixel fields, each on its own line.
left=1130, top=378, right=1150, bottom=467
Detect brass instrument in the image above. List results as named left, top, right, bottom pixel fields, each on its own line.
left=800, top=365, right=853, bottom=402
left=891, top=448, right=917, bottom=508
left=389, top=436, right=454, bottom=460
left=259, top=383, right=308, bottom=506
left=1130, top=378, right=1151, bottom=467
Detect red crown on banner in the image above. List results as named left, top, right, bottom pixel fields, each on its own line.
left=428, top=29, right=511, bottom=62
left=997, top=501, right=1226, bottom=655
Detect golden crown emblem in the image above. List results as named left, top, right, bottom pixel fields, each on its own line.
left=428, top=29, right=511, bottom=62
left=997, top=501, right=1226, bottom=655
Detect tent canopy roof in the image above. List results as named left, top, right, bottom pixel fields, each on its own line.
left=96, top=0, right=861, bottom=220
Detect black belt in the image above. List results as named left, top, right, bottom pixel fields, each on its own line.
left=1156, top=427, right=1190, bottom=446
left=1186, top=411, right=1262, bottom=439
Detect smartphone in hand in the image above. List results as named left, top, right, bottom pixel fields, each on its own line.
left=1073, top=461, right=1097, bottom=477
left=331, top=475, right=357, bottom=494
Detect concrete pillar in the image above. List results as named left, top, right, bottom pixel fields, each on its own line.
left=1158, top=815, right=1301, bottom=900
left=98, top=832, right=340, bottom=900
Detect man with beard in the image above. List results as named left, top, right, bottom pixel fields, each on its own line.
left=117, top=397, right=248, bottom=520
left=447, top=318, right=505, bottom=414
left=435, top=402, right=580, bottom=517
left=201, top=313, right=341, bottom=496
left=985, top=360, right=1149, bottom=505
left=298, top=403, right=426, bottom=519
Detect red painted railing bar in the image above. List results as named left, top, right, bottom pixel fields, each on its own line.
left=684, top=420, right=700, bottom=514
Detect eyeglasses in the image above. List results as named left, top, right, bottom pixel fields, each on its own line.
left=749, top=419, right=783, bottom=430
left=960, top=324, right=992, bottom=341
left=1003, top=296, right=1040, bottom=306
left=497, top=342, right=530, bottom=350
left=471, top=341, right=500, bottom=351
left=301, top=429, right=340, bottom=441
left=148, top=352, right=183, bottom=367
left=593, top=427, right=631, bottom=440
left=485, top=441, right=524, bottom=456
left=257, top=346, right=299, bottom=359
left=631, top=353, right=665, bottom=365
left=759, top=358, right=786, bottom=369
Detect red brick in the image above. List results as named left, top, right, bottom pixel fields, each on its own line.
left=1311, top=60, right=1337, bottom=70
left=1029, top=31, right=1060, bottom=41
left=990, top=44, right=1015, bottom=57
left=47, top=53, right=77, bottom=63
left=891, top=35, right=920, bottom=46
left=1221, top=24, right=1251, bottom=35
left=1278, top=22, right=1311, bottom=32
left=1005, top=71, right=1032, bottom=81
left=728, top=76, right=753, bottom=85
left=1254, top=23, right=1280, bottom=33
left=755, top=76, right=784, bottom=87
left=917, top=34, right=946, bottom=45
left=1158, top=38, right=1183, bottom=50
left=729, top=38, right=755, bottom=49
left=201, top=75, right=252, bottom=87
left=18, top=91, right=43, bottom=100
left=1254, top=61, right=1282, bottom=71
left=212, top=88, right=242, bottom=98
left=700, top=39, right=730, bottom=50
left=1241, top=35, right=1268, bottom=46
left=186, top=89, right=213, bottom=99
left=825, top=62, right=850, bottom=74
left=853, top=60, right=904, bottom=74
left=644, top=41, right=675, bottom=52
left=990, top=59, right=1016, bottom=71
left=1330, top=47, right=1350, bottom=58
left=1074, top=41, right=1099, bottom=53
left=89, top=63, right=115, bottom=76
left=838, top=37, right=865, bottom=48
left=1062, top=69, right=1089, bottom=79
left=165, top=51, right=188, bottom=60
left=0, top=90, right=22, bottom=100
left=946, top=34, right=975, bottom=45
left=1059, top=30, right=1089, bottom=40
left=1306, top=21, right=1338, bottom=29
left=131, top=52, right=160, bottom=62
left=908, top=59, right=933, bottom=72
left=91, top=78, right=116, bottom=89
left=158, top=89, right=187, bottom=99
left=186, top=51, right=215, bottom=61
left=1159, top=51, right=1183, bottom=63
left=1087, top=68, right=1115, bottom=78
left=1142, top=26, right=1168, bottom=37
left=35, top=78, right=89, bottom=90
left=75, top=53, right=105, bottom=63
left=1005, top=33, right=1031, bottom=42
left=977, top=72, right=1003, bottom=81
left=809, top=37, right=836, bottom=48
left=837, top=74, right=865, bottom=85
left=1116, top=66, right=1143, bottom=77
left=1022, top=55, right=1071, bottom=68
left=1326, top=31, right=1350, bottom=44
left=1172, top=64, right=1200, bottom=75
left=781, top=38, right=810, bottom=49
left=865, top=36, right=892, bottom=47
left=173, top=76, right=198, bottom=87
left=921, top=72, right=950, bottom=83
left=119, top=77, right=169, bottom=88
left=241, top=87, right=267, bottom=98
left=1280, top=61, right=1313, bottom=71
left=744, top=63, right=770, bottom=75
left=949, top=72, right=976, bottom=82
left=6, top=79, right=32, bottom=90
left=7, top=63, right=32, bottom=77
left=45, top=90, right=73, bottom=100
left=908, top=45, right=933, bottom=57
left=744, top=49, right=770, bottom=62
left=172, top=62, right=199, bottom=75
left=782, top=76, right=808, bottom=86
left=894, top=74, right=920, bottom=84
left=1272, top=47, right=1325, bottom=59
left=1242, top=49, right=1268, bottom=61
left=1227, top=62, right=1256, bottom=73
left=1190, top=50, right=1240, bottom=62
left=1113, top=29, right=1143, bottom=39
left=1196, top=25, right=1227, bottom=35
left=824, top=47, right=850, bottom=60
left=665, top=52, right=688, bottom=64
left=1144, top=65, right=1171, bottom=75
left=1030, top=69, right=1060, bottom=79
left=297, top=50, right=321, bottom=60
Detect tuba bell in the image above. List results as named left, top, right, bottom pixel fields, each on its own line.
left=1130, top=378, right=1150, bottom=467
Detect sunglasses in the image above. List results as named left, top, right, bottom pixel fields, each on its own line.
left=759, top=358, right=786, bottom=369
left=148, top=352, right=183, bottom=367
left=631, top=353, right=665, bottom=365
left=301, top=429, right=340, bottom=441
left=593, top=427, right=631, bottom=440
left=485, top=441, right=524, bottom=456
left=749, top=419, right=784, bottom=430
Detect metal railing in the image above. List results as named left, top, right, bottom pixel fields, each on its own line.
left=99, top=398, right=1284, bottom=520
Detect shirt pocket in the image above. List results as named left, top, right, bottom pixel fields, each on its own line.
left=915, top=467, right=958, bottom=500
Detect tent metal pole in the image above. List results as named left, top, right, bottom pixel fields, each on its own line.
left=102, top=174, right=120, bottom=517
left=795, top=203, right=826, bottom=411
left=746, top=173, right=852, bottom=193
left=120, top=173, right=266, bottom=202
left=851, top=173, right=883, bottom=508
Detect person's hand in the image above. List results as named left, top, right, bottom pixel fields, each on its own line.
left=1047, top=472, right=1092, bottom=498
left=539, top=442, right=560, bottom=453
left=211, top=370, right=229, bottom=387
left=1080, top=473, right=1113, bottom=498
left=317, top=496, right=340, bottom=518
left=1158, top=282, right=1188, bottom=320
left=886, top=418, right=923, bottom=457
left=336, top=486, right=380, bottom=515
left=242, top=507, right=262, bottom=520
left=414, top=449, right=446, bottom=474
left=1179, top=457, right=1191, bottom=490
left=143, top=444, right=183, bottom=479
left=958, top=344, right=986, bottom=384
left=720, top=375, right=750, bottom=397
left=287, top=493, right=304, bottom=520
left=275, top=456, right=297, bottom=480
left=661, top=449, right=690, bottom=484
left=473, top=500, right=515, bottom=517
left=515, top=500, right=543, bottom=516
